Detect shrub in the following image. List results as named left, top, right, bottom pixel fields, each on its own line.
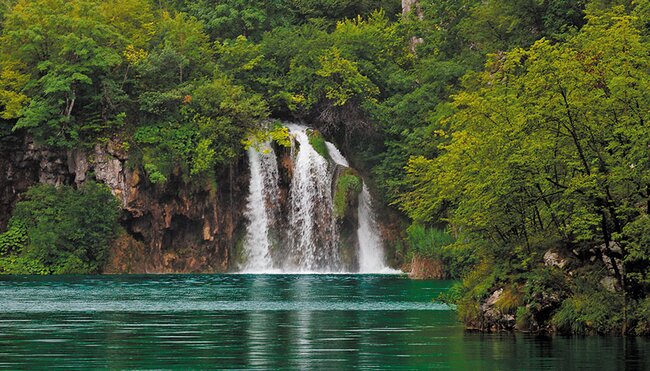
left=523, top=267, right=570, bottom=310
left=6, top=181, right=121, bottom=274
left=552, top=289, right=624, bottom=335
left=0, top=256, right=51, bottom=275
left=0, top=220, right=27, bottom=255
left=632, top=297, right=650, bottom=335
left=406, top=224, right=454, bottom=258
left=406, top=224, right=476, bottom=278
left=495, top=286, right=523, bottom=314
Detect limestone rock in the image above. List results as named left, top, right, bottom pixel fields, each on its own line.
left=474, top=288, right=517, bottom=331
left=543, top=250, right=568, bottom=269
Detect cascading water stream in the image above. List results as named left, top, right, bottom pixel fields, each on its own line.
left=287, top=124, right=338, bottom=272
left=326, top=138, right=390, bottom=272
left=325, top=141, right=349, bottom=167
left=357, top=183, right=390, bottom=273
left=241, top=124, right=395, bottom=273
left=241, top=142, right=280, bottom=272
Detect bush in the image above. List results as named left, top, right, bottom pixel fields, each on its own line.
left=523, top=267, right=570, bottom=311
left=552, top=288, right=624, bottom=335
left=495, top=286, right=523, bottom=314
left=406, top=224, right=476, bottom=278
left=632, top=297, right=650, bottom=335
left=0, top=256, right=51, bottom=275
left=0, top=220, right=27, bottom=255
left=5, top=181, right=121, bottom=274
left=406, top=224, right=455, bottom=258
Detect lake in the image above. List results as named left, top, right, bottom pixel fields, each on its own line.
left=0, top=274, right=648, bottom=369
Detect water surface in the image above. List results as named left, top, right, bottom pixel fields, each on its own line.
left=0, top=274, right=647, bottom=369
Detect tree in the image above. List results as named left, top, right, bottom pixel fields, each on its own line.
left=401, top=5, right=649, bottom=296
left=0, top=0, right=144, bottom=147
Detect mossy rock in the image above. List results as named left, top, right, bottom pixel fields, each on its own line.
left=306, top=129, right=330, bottom=160
left=333, top=168, right=362, bottom=219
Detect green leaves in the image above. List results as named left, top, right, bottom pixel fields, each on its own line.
left=0, top=220, right=27, bottom=256
left=316, top=47, right=378, bottom=107
left=0, top=0, right=133, bottom=147
left=134, top=75, right=269, bottom=183
left=400, top=4, right=650, bottom=305
left=2, top=182, right=121, bottom=274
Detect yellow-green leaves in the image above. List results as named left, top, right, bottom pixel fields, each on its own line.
left=401, top=4, right=650, bottom=261
left=316, top=47, right=378, bottom=107
left=0, top=61, right=28, bottom=119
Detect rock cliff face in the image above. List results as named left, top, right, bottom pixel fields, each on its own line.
left=0, top=132, right=248, bottom=273
left=2, top=131, right=401, bottom=274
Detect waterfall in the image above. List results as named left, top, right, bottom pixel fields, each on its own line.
left=357, top=183, right=389, bottom=273
left=325, top=141, right=349, bottom=167
left=241, top=142, right=280, bottom=272
left=287, top=124, right=339, bottom=272
left=241, top=124, right=396, bottom=274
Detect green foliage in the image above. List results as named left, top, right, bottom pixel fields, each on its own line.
left=406, top=224, right=454, bottom=258
left=183, top=0, right=402, bottom=41
left=0, top=255, right=51, bottom=275
left=618, top=214, right=650, bottom=295
left=242, top=122, right=292, bottom=150
left=315, top=46, right=379, bottom=107
left=133, top=75, right=269, bottom=183
left=143, top=163, right=168, bottom=184
left=184, top=76, right=269, bottom=176
left=552, top=290, right=624, bottom=335
left=401, top=5, right=650, bottom=312
left=632, top=297, right=650, bottom=335
left=494, top=287, right=524, bottom=314
left=522, top=267, right=571, bottom=311
left=458, top=0, right=585, bottom=53
left=0, top=219, right=27, bottom=255
left=333, top=170, right=362, bottom=219
left=406, top=224, right=476, bottom=278
left=270, top=124, right=292, bottom=148
left=5, top=182, right=121, bottom=274
left=1, top=0, right=133, bottom=147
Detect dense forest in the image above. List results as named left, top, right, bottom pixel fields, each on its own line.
left=0, top=0, right=648, bottom=335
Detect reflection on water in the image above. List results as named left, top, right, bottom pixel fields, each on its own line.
left=0, top=274, right=648, bottom=369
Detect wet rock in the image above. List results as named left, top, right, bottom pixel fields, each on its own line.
left=466, top=288, right=517, bottom=332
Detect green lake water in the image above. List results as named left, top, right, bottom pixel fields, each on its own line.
left=0, top=274, right=648, bottom=369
